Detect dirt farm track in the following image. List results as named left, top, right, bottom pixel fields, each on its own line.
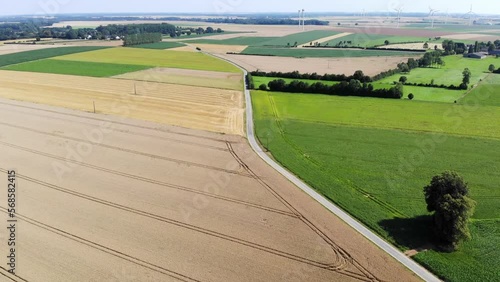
left=0, top=98, right=418, bottom=282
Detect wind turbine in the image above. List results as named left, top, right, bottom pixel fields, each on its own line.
left=464, top=5, right=476, bottom=26
left=301, top=9, right=306, bottom=31
left=428, top=7, right=440, bottom=28
left=444, top=9, right=450, bottom=25
left=395, top=7, right=403, bottom=28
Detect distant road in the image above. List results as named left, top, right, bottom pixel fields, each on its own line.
left=205, top=50, right=442, bottom=282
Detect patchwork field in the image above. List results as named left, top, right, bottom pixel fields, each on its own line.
left=218, top=53, right=419, bottom=76
left=322, top=33, right=432, bottom=48
left=0, top=46, right=109, bottom=67
left=188, top=36, right=278, bottom=46
left=127, top=42, right=186, bottom=49
left=251, top=90, right=500, bottom=282
left=115, top=67, right=244, bottom=90
left=377, top=55, right=497, bottom=87
left=52, top=47, right=242, bottom=73
left=2, top=59, right=151, bottom=77
left=0, top=71, right=244, bottom=135
left=0, top=98, right=419, bottom=282
left=0, top=44, right=68, bottom=56
left=300, top=32, right=353, bottom=47
left=190, top=43, right=248, bottom=54
left=241, top=46, right=424, bottom=58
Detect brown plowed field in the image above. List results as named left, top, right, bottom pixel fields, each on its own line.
left=0, top=71, right=244, bottom=136
left=216, top=53, right=418, bottom=76
left=0, top=99, right=419, bottom=282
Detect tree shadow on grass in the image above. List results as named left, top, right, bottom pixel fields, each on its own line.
left=379, top=215, right=436, bottom=251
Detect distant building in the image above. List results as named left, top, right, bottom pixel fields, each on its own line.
left=464, top=52, right=488, bottom=59
left=489, top=49, right=500, bottom=56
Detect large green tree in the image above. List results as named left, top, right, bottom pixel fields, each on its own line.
left=424, top=171, right=476, bottom=251
left=462, top=68, right=472, bottom=85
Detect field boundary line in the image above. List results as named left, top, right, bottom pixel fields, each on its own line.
left=206, top=52, right=442, bottom=282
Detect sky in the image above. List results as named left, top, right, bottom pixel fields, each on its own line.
left=2, top=0, right=499, bottom=16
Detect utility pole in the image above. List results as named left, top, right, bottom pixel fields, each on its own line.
left=93, top=101, right=96, bottom=114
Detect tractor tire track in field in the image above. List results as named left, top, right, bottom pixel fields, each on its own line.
left=0, top=106, right=229, bottom=152
left=0, top=100, right=228, bottom=144
left=226, top=142, right=378, bottom=282
left=0, top=266, right=28, bottom=282
left=0, top=208, right=198, bottom=282
left=0, top=170, right=350, bottom=273
left=0, top=143, right=293, bottom=217
left=267, top=94, right=408, bottom=219
left=0, top=121, right=244, bottom=176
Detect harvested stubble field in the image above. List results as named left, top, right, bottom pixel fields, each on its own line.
left=114, top=67, right=244, bottom=90
left=218, top=53, right=418, bottom=76
left=0, top=71, right=244, bottom=135
left=0, top=98, right=419, bottom=282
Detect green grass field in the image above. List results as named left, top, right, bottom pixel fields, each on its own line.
left=0, top=46, right=109, bottom=67
left=400, top=86, right=465, bottom=103
left=241, top=46, right=423, bottom=58
left=1, top=59, right=151, bottom=77
left=377, top=55, right=497, bottom=87
left=127, top=42, right=186, bottom=49
left=259, top=30, right=340, bottom=47
left=460, top=74, right=500, bottom=107
left=372, top=55, right=499, bottom=103
left=253, top=76, right=338, bottom=88
left=323, top=33, right=431, bottom=48
left=53, top=47, right=242, bottom=73
left=188, top=36, right=278, bottom=46
left=251, top=90, right=499, bottom=282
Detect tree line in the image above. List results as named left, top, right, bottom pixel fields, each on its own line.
left=0, top=21, right=222, bottom=42
left=123, top=33, right=162, bottom=46
left=260, top=78, right=404, bottom=99
left=250, top=70, right=372, bottom=83
left=443, top=39, right=500, bottom=55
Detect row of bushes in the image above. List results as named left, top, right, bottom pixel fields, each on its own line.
left=302, top=45, right=426, bottom=53
left=250, top=70, right=372, bottom=83
left=123, top=33, right=162, bottom=46
left=400, top=81, right=468, bottom=90
left=262, top=79, right=403, bottom=99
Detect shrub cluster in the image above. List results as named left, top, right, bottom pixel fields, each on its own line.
left=265, top=79, right=403, bottom=99
left=402, top=82, right=467, bottom=90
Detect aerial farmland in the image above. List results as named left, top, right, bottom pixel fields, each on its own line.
left=0, top=2, right=499, bottom=282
